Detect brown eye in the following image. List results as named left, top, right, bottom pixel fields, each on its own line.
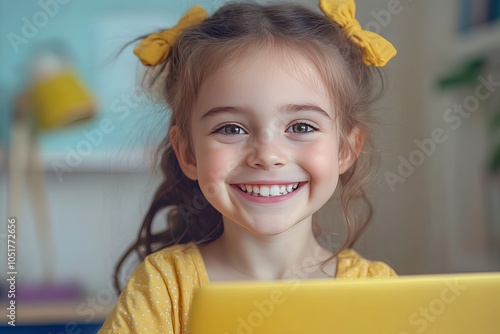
left=286, top=123, right=315, bottom=133
left=217, top=124, right=246, bottom=135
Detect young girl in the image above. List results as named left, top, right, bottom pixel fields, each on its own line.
left=100, top=0, right=397, bottom=332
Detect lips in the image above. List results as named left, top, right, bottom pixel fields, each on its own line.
left=236, top=183, right=299, bottom=197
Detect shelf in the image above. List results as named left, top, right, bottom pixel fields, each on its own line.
left=454, top=19, right=500, bottom=58
left=39, top=149, right=154, bottom=173
left=3, top=147, right=154, bottom=174
left=1, top=300, right=114, bottom=325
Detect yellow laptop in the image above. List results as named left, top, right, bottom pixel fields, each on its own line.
left=188, top=272, right=500, bottom=334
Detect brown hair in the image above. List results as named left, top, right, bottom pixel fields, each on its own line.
left=113, top=0, right=386, bottom=294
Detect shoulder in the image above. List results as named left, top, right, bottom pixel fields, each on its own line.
left=124, top=242, right=209, bottom=290
left=98, top=243, right=208, bottom=334
left=336, top=248, right=397, bottom=279
left=144, top=242, right=208, bottom=279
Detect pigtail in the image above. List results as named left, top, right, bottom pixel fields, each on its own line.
left=113, top=139, right=222, bottom=294
left=339, top=159, right=374, bottom=249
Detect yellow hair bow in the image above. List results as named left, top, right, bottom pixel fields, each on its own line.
left=319, top=0, right=397, bottom=66
left=134, top=5, right=207, bottom=66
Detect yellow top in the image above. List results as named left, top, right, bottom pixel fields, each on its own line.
left=99, top=243, right=396, bottom=334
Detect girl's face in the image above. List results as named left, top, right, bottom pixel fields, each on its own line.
left=173, top=49, right=358, bottom=236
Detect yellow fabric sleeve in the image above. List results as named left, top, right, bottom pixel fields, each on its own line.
left=98, top=244, right=209, bottom=334
left=336, top=248, right=398, bottom=279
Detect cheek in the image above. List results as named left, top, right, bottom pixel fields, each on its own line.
left=299, top=141, right=340, bottom=184
left=195, top=142, right=242, bottom=186
left=195, top=152, right=228, bottom=202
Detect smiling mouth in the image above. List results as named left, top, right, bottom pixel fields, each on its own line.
left=236, top=183, right=300, bottom=197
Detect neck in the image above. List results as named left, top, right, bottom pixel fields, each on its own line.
left=215, top=217, right=334, bottom=280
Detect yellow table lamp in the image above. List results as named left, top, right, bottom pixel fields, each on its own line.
left=9, top=48, right=95, bottom=297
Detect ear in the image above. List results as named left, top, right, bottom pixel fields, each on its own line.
left=169, top=125, right=198, bottom=180
left=338, top=126, right=364, bottom=175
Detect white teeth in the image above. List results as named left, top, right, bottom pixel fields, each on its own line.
left=237, top=183, right=301, bottom=197
left=260, top=186, right=270, bottom=197
left=270, top=185, right=280, bottom=196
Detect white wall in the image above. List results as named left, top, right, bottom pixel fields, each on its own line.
left=354, top=0, right=435, bottom=273
left=1, top=169, right=155, bottom=295
left=354, top=0, right=500, bottom=274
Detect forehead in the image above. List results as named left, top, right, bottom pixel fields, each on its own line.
left=192, top=47, right=332, bottom=116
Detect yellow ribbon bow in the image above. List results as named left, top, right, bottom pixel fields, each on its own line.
left=319, top=0, right=397, bottom=66
left=134, top=5, right=207, bottom=66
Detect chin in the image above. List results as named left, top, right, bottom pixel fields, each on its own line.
left=243, top=219, right=302, bottom=237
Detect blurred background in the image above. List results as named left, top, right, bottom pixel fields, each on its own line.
left=0, top=0, right=499, bottom=331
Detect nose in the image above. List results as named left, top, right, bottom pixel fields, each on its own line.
left=246, top=131, right=288, bottom=170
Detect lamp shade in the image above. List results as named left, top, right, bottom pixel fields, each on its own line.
left=28, top=49, right=95, bottom=131
left=31, top=69, right=95, bottom=131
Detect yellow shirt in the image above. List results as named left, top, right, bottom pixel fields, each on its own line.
left=99, top=243, right=396, bottom=334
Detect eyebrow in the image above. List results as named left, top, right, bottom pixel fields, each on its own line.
left=281, top=104, right=332, bottom=120
left=200, top=104, right=332, bottom=120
